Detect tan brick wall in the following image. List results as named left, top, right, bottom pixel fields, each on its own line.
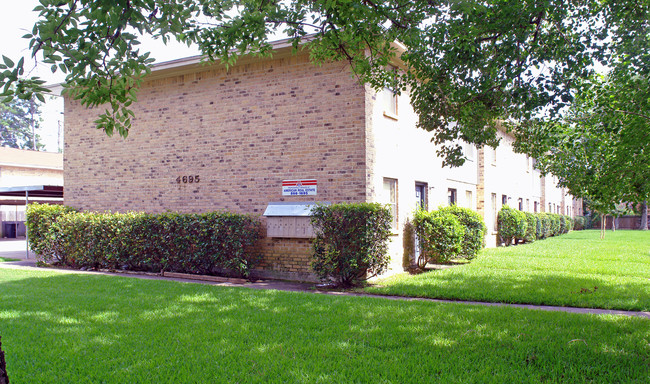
left=64, top=51, right=368, bottom=279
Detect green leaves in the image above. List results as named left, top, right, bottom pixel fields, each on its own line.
left=0, top=0, right=647, bottom=168
left=25, top=203, right=261, bottom=277
left=311, top=203, right=392, bottom=287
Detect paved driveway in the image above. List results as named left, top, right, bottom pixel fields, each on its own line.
left=0, top=239, right=35, bottom=260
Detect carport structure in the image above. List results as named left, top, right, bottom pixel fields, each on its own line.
left=0, top=185, right=64, bottom=258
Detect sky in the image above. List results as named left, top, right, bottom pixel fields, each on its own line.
left=0, top=0, right=200, bottom=152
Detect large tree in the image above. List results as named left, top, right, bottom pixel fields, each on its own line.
left=0, top=96, right=44, bottom=150
left=515, top=68, right=650, bottom=233
left=0, top=1, right=647, bottom=165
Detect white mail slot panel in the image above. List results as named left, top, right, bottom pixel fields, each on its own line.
left=263, top=202, right=329, bottom=239
left=266, top=216, right=315, bottom=238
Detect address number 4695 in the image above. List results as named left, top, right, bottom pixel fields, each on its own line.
left=176, top=175, right=200, bottom=184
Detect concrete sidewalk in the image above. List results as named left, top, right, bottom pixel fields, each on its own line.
left=1, top=239, right=648, bottom=319
left=0, top=238, right=36, bottom=260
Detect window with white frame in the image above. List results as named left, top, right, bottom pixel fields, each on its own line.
left=466, top=190, right=473, bottom=210
left=383, top=178, right=398, bottom=230
left=383, top=87, right=398, bottom=118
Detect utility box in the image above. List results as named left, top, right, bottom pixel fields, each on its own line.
left=263, top=202, right=326, bottom=238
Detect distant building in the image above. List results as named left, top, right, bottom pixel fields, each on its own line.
left=0, top=147, right=63, bottom=237
left=63, top=38, right=575, bottom=280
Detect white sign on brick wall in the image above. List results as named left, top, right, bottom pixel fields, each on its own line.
left=282, top=179, right=317, bottom=196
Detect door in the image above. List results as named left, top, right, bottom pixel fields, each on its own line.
left=414, top=183, right=427, bottom=266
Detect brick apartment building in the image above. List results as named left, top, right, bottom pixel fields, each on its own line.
left=63, top=38, right=575, bottom=280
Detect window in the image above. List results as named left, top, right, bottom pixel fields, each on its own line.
left=502, top=194, right=508, bottom=206
left=548, top=202, right=552, bottom=212
left=526, top=156, right=532, bottom=173
left=466, top=190, right=473, bottom=210
left=491, top=147, right=497, bottom=164
left=491, top=193, right=498, bottom=231
left=383, top=178, right=398, bottom=230
left=448, top=188, right=457, bottom=206
left=383, top=87, right=398, bottom=118
left=415, top=183, right=427, bottom=210
left=534, top=201, right=539, bottom=213
left=463, top=142, right=475, bottom=161
left=518, top=198, right=523, bottom=211
left=526, top=199, right=530, bottom=212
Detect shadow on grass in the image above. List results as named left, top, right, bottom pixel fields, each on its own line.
left=0, top=271, right=648, bottom=383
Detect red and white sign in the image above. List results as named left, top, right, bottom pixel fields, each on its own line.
left=282, top=179, right=317, bottom=196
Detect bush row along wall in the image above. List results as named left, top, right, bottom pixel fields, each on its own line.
left=497, top=205, right=577, bottom=246
left=26, top=203, right=261, bottom=277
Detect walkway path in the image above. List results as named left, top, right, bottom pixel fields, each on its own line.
left=2, top=239, right=648, bottom=319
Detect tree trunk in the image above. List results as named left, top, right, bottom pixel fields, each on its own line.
left=0, top=336, right=9, bottom=384
left=613, top=216, right=619, bottom=231
left=640, top=201, right=648, bottom=230
left=600, top=214, right=606, bottom=239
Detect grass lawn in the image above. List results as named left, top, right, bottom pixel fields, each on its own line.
left=0, top=258, right=18, bottom=262
left=0, top=268, right=648, bottom=383
left=365, top=230, right=650, bottom=311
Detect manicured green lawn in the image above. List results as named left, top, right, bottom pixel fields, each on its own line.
left=0, top=258, right=17, bottom=262
left=365, top=230, right=650, bottom=311
left=0, top=269, right=648, bottom=383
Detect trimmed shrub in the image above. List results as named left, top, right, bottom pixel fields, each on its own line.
left=564, top=216, right=574, bottom=232
left=437, top=205, right=486, bottom=259
left=26, top=206, right=261, bottom=277
left=497, top=206, right=526, bottom=246
left=537, top=213, right=552, bottom=239
left=574, top=216, right=585, bottom=230
left=549, top=214, right=561, bottom=236
left=559, top=215, right=569, bottom=234
left=523, top=212, right=537, bottom=243
left=26, top=203, right=77, bottom=264
left=311, top=203, right=392, bottom=287
left=534, top=213, right=543, bottom=239
left=413, top=208, right=465, bottom=264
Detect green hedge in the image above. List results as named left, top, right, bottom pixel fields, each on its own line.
left=496, top=207, right=576, bottom=246
left=26, top=203, right=261, bottom=277
left=436, top=205, right=486, bottom=259
left=26, top=203, right=77, bottom=264
left=523, top=212, right=537, bottom=243
left=311, top=203, right=392, bottom=287
left=413, top=209, right=465, bottom=264
left=497, top=205, right=526, bottom=246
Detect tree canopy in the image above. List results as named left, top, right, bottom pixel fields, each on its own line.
left=0, top=96, right=44, bottom=150
left=0, top=0, right=648, bottom=166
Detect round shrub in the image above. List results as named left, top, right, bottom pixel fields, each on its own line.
left=413, top=208, right=464, bottom=264
left=549, top=214, right=561, bottom=236
left=537, top=212, right=552, bottom=239
left=311, top=203, right=392, bottom=287
left=565, top=215, right=574, bottom=232
left=559, top=215, right=568, bottom=234
left=26, top=203, right=77, bottom=264
left=523, top=212, right=537, bottom=243
left=497, top=205, right=526, bottom=246
left=574, top=216, right=585, bottom=230
left=438, top=205, right=486, bottom=259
